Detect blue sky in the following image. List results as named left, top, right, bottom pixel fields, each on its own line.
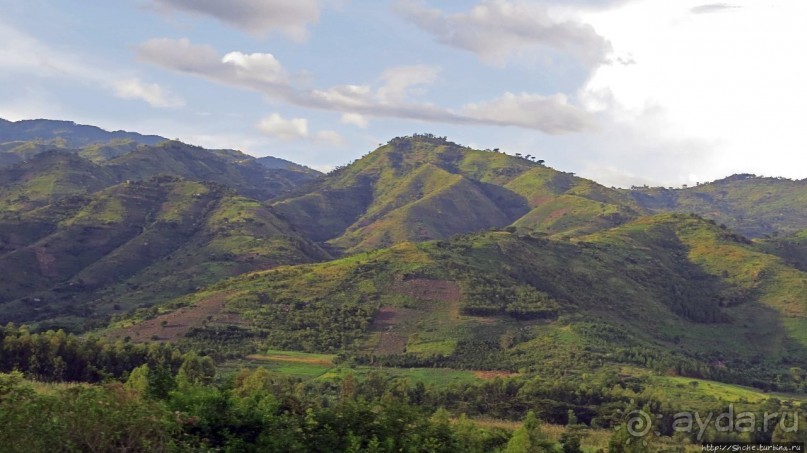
left=1, top=0, right=805, bottom=187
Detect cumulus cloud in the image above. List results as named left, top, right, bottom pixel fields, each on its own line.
left=138, top=37, right=594, bottom=134
left=395, top=0, right=610, bottom=66
left=113, top=78, right=184, bottom=108
left=257, top=113, right=308, bottom=140
left=150, top=0, right=319, bottom=40
left=256, top=113, right=345, bottom=146
left=221, top=51, right=287, bottom=84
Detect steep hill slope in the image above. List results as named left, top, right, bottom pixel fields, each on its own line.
left=273, top=134, right=641, bottom=253
left=125, top=213, right=807, bottom=390
left=629, top=173, right=807, bottom=237
left=0, top=177, right=330, bottom=331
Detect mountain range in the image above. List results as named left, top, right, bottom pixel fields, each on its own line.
left=3, top=118, right=807, bottom=394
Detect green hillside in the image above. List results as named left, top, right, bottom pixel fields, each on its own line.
left=0, top=151, right=119, bottom=211
left=274, top=134, right=641, bottom=253
left=107, top=141, right=317, bottom=200
left=0, top=142, right=319, bottom=213
left=111, top=213, right=807, bottom=393
left=630, top=173, right=807, bottom=237
left=0, top=177, right=329, bottom=331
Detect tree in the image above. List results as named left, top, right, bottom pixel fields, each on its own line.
left=125, top=364, right=150, bottom=395
left=504, top=411, right=555, bottom=452
left=559, top=410, right=584, bottom=453
left=176, top=352, right=215, bottom=388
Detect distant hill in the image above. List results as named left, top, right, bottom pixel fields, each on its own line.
left=257, top=155, right=321, bottom=177
left=273, top=134, right=640, bottom=253
left=0, top=118, right=166, bottom=148
left=0, top=142, right=320, bottom=212
left=629, top=174, right=807, bottom=237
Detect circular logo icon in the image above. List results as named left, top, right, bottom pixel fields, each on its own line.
left=626, top=410, right=653, bottom=438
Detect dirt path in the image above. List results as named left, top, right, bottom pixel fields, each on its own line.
left=245, top=354, right=333, bottom=366
left=473, top=370, right=520, bottom=380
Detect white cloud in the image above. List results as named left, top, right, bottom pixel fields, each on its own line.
left=377, top=65, right=440, bottom=103
left=139, top=38, right=594, bottom=134
left=0, top=21, right=186, bottom=113
left=150, top=0, right=319, bottom=40
left=309, top=84, right=373, bottom=109
left=574, top=0, right=807, bottom=185
left=113, top=78, right=184, bottom=108
left=137, top=38, right=223, bottom=74
left=690, top=3, right=740, bottom=14
left=257, top=113, right=309, bottom=140
left=341, top=113, right=368, bottom=128
left=222, top=51, right=287, bottom=84
left=256, top=113, right=345, bottom=146
left=462, top=92, right=594, bottom=133
left=137, top=38, right=295, bottom=99
left=0, top=20, right=99, bottom=80
left=314, top=130, right=346, bottom=146
left=396, top=0, right=610, bottom=66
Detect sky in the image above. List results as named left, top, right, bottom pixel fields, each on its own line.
left=1, top=0, right=805, bottom=187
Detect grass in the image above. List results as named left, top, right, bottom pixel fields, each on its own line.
left=320, top=366, right=481, bottom=387
left=223, top=349, right=484, bottom=385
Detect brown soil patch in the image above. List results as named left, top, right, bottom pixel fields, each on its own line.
left=245, top=354, right=333, bottom=366
left=546, top=208, right=570, bottom=222
left=529, top=194, right=555, bottom=206
left=369, top=306, right=419, bottom=355
left=473, top=370, right=521, bottom=380
left=390, top=279, right=461, bottom=303
left=34, top=246, right=58, bottom=277
left=391, top=278, right=463, bottom=319
left=108, top=291, right=243, bottom=342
